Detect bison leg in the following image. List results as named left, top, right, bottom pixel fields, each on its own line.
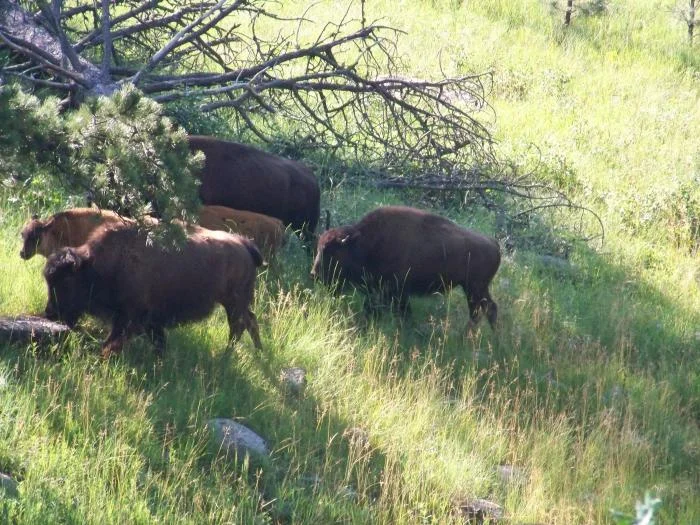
left=484, top=290, right=498, bottom=328
left=101, top=314, right=129, bottom=358
left=464, top=285, right=498, bottom=330
left=225, top=306, right=263, bottom=350
left=245, top=309, right=263, bottom=350
left=148, top=325, right=167, bottom=357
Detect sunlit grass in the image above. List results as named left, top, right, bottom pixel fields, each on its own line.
left=1, top=0, right=699, bottom=522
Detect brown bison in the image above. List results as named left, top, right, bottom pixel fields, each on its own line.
left=43, top=226, right=263, bottom=357
left=20, top=208, right=134, bottom=260
left=311, top=206, right=500, bottom=327
left=188, top=135, right=320, bottom=243
left=197, top=205, right=286, bottom=258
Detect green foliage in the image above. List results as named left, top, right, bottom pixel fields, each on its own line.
left=68, top=86, right=202, bottom=225
left=0, top=83, right=67, bottom=182
left=163, top=100, right=234, bottom=138
left=1, top=84, right=202, bottom=233
left=1, top=1, right=700, bottom=523
left=617, top=176, right=700, bottom=252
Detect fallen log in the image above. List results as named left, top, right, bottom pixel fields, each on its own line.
left=0, top=315, right=70, bottom=345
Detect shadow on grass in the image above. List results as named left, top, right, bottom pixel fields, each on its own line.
left=0, top=311, right=390, bottom=523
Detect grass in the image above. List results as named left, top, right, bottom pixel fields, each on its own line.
left=1, top=0, right=699, bottom=523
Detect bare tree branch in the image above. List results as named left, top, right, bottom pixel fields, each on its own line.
left=131, top=0, right=233, bottom=86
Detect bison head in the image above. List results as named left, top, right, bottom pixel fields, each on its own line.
left=310, top=226, right=363, bottom=285
left=43, top=248, right=93, bottom=327
left=20, top=215, right=53, bottom=260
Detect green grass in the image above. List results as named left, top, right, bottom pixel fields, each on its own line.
left=1, top=0, right=699, bottom=523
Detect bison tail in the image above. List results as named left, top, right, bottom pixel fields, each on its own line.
left=243, top=238, right=264, bottom=267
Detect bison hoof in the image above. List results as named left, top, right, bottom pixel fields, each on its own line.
left=100, top=341, right=124, bottom=358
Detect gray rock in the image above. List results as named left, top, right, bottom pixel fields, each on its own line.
left=207, top=418, right=269, bottom=457
left=453, top=497, right=503, bottom=523
left=0, top=473, right=19, bottom=498
left=537, top=255, right=576, bottom=277
left=343, top=427, right=370, bottom=449
left=280, top=367, right=307, bottom=397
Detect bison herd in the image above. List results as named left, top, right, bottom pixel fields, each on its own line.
left=18, top=135, right=501, bottom=357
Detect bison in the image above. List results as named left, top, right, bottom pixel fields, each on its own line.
left=311, top=206, right=501, bottom=327
left=197, top=205, right=286, bottom=258
left=20, top=208, right=134, bottom=260
left=43, top=226, right=263, bottom=357
left=188, top=135, right=320, bottom=244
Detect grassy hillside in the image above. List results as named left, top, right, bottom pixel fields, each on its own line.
left=1, top=0, right=699, bottom=523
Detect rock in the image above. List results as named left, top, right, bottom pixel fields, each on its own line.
left=207, top=418, right=269, bottom=457
left=342, top=427, right=370, bottom=450
left=0, top=315, right=70, bottom=345
left=280, top=367, right=307, bottom=397
left=0, top=473, right=19, bottom=498
left=536, top=255, right=576, bottom=277
left=453, top=497, right=503, bottom=523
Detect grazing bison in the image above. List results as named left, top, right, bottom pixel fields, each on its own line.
left=197, top=205, right=286, bottom=258
left=311, top=206, right=501, bottom=327
left=20, top=208, right=133, bottom=260
left=188, top=135, right=320, bottom=243
left=43, top=226, right=263, bottom=357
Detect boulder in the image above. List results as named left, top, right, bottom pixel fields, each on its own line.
left=0, top=473, right=19, bottom=498
left=207, top=418, right=269, bottom=457
left=279, top=367, right=307, bottom=397
left=453, top=497, right=503, bottom=523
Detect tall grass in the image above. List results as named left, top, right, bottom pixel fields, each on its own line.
left=1, top=0, right=699, bottom=523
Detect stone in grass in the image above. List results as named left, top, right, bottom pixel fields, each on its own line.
left=342, top=427, right=371, bottom=450
left=452, top=497, right=503, bottom=524
left=537, top=255, right=576, bottom=278
left=207, top=418, right=270, bottom=457
left=279, top=367, right=307, bottom=397
left=0, top=473, right=19, bottom=499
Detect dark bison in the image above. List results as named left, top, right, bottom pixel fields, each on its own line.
left=20, top=208, right=134, bottom=260
left=188, top=135, right=320, bottom=243
left=311, top=206, right=501, bottom=327
left=43, top=226, right=263, bottom=357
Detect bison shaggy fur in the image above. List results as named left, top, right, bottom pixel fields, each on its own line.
left=311, top=206, right=501, bottom=327
left=43, top=226, right=263, bottom=357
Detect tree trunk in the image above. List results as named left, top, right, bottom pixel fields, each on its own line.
left=690, top=0, right=696, bottom=46
left=0, top=0, right=118, bottom=95
left=564, top=0, right=574, bottom=26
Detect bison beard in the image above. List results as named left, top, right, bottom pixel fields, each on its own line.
left=43, top=227, right=263, bottom=357
left=311, top=206, right=500, bottom=327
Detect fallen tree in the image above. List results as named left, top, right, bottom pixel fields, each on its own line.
left=0, top=1, right=603, bottom=247
left=0, top=0, right=495, bottom=172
